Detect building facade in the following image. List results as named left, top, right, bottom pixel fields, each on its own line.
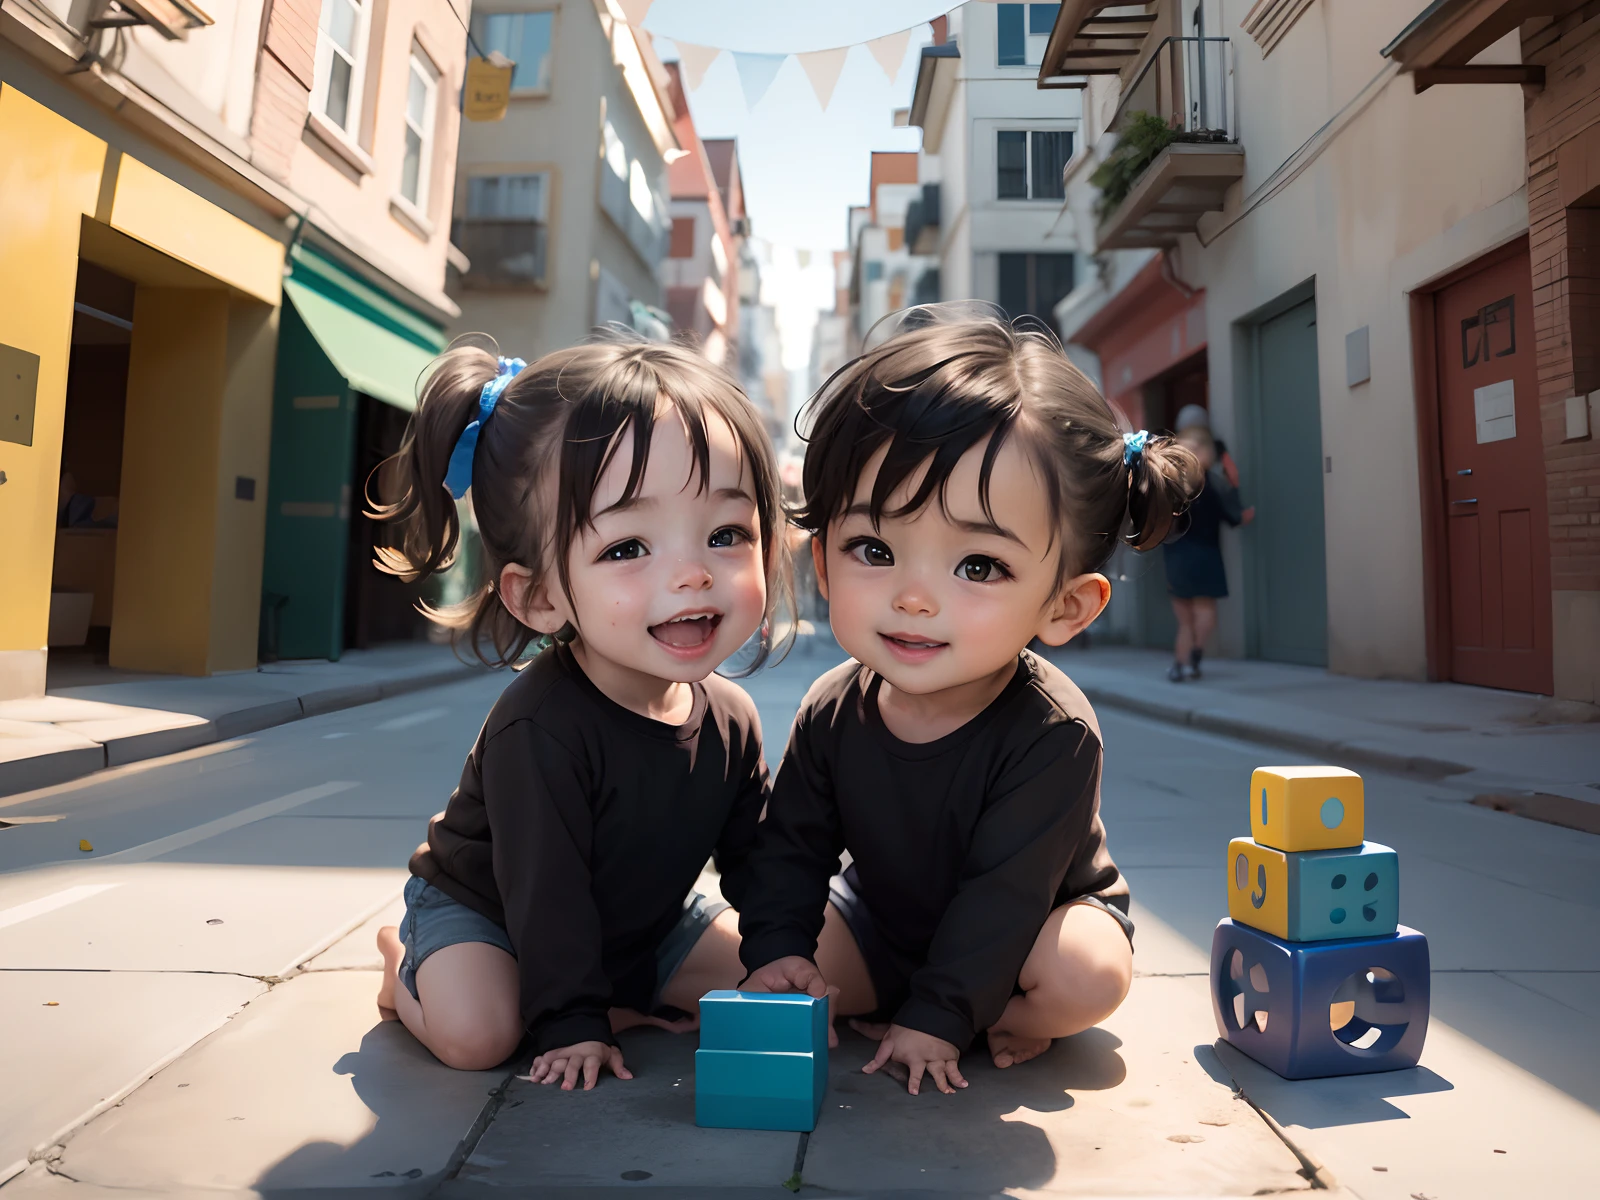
left=1, top=0, right=465, bottom=692
left=1042, top=0, right=1596, bottom=702
left=663, top=63, right=738, bottom=369
left=908, top=4, right=1083, bottom=324
left=448, top=0, right=678, bottom=359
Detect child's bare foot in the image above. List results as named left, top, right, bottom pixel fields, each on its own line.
left=988, top=1030, right=1051, bottom=1069
left=376, top=925, right=404, bottom=1020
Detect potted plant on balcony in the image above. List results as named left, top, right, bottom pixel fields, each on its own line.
left=1089, top=111, right=1177, bottom=222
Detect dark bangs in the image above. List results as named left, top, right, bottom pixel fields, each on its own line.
left=796, top=319, right=1057, bottom=542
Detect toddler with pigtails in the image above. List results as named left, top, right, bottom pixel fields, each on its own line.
left=739, top=311, right=1202, bottom=1096
left=372, top=334, right=788, bottom=1090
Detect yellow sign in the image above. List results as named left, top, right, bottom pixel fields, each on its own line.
left=465, top=56, right=515, bottom=123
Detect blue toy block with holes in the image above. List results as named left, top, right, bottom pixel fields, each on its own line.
left=1210, top=918, right=1430, bottom=1080
left=695, top=991, right=827, bottom=1131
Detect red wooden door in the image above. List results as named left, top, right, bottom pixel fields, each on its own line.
left=1434, top=245, right=1553, bottom=694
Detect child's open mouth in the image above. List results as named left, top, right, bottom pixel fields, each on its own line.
left=880, top=632, right=948, bottom=663
left=649, top=612, right=723, bottom=654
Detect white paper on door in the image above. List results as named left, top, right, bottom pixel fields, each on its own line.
left=1474, top=379, right=1516, bottom=444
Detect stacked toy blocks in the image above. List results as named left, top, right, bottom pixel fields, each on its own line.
left=695, top=991, right=828, bottom=1131
left=1210, top=765, right=1431, bottom=1080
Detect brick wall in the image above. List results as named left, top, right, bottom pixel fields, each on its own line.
left=249, top=0, right=321, bottom=182
left=1523, top=8, right=1600, bottom=596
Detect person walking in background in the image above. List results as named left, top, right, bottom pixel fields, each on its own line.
left=1163, top=406, right=1248, bottom=682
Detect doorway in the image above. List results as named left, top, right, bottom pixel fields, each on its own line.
left=49, top=262, right=135, bottom=666
left=1242, top=288, right=1329, bottom=667
left=1428, top=241, right=1552, bottom=694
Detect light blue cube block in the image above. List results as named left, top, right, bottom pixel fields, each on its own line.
left=694, top=991, right=828, bottom=1131
left=698, top=989, right=828, bottom=1053
left=695, top=1049, right=826, bottom=1131
left=1286, top=841, right=1399, bottom=941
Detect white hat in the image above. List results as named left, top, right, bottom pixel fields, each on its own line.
left=1174, top=404, right=1211, bottom=433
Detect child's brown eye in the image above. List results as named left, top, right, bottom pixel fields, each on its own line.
left=601, top=538, right=646, bottom=562
left=956, top=555, right=1005, bottom=582
left=708, top=527, right=749, bottom=549
left=846, top=538, right=893, bottom=567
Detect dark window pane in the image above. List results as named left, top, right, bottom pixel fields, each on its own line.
left=999, top=253, right=1029, bottom=321
left=1030, top=131, right=1073, bottom=200
left=997, top=4, right=1025, bottom=66
left=1029, top=3, right=1061, bottom=35
left=997, top=131, right=1028, bottom=199
left=326, top=55, right=352, bottom=129
left=1033, top=253, right=1076, bottom=315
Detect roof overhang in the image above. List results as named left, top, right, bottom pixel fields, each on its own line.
left=1037, top=2, right=1158, bottom=87
left=909, top=42, right=961, bottom=151
left=1381, top=0, right=1587, bottom=91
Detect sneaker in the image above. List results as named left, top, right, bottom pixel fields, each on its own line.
left=1167, top=662, right=1186, bottom=683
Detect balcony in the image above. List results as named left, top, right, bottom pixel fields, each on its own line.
left=904, top=183, right=941, bottom=255
left=600, top=162, right=668, bottom=269
left=452, top=220, right=548, bottom=288
left=1092, top=37, right=1244, bottom=251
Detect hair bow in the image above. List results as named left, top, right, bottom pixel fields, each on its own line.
left=445, top=357, right=526, bottom=499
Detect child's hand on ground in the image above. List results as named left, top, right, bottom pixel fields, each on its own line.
left=861, top=1024, right=967, bottom=1096
left=526, top=1040, right=632, bottom=1091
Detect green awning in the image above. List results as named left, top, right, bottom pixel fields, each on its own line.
left=282, top=244, right=447, bottom=411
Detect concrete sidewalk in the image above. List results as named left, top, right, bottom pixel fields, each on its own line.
left=0, top=644, right=484, bottom=798
left=1053, top=644, right=1599, bottom=803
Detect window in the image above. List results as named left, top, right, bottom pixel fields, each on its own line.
left=997, top=3, right=1060, bottom=68
left=456, top=172, right=551, bottom=286
left=997, top=130, right=1074, bottom=200
left=999, top=253, right=1075, bottom=324
left=400, top=51, right=439, bottom=210
left=313, top=0, right=371, bottom=134
left=669, top=216, right=696, bottom=258
left=863, top=260, right=885, bottom=285
left=474, top=11, right=554, bottom=93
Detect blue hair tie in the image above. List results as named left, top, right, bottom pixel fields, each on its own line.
left=1123, top=429, right=1150, bottom=466
left=444, top=357, right=526, bottom=499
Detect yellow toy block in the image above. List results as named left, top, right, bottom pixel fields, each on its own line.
left=1227, top=837, right=1289, bottom=938
left=1250, top=766, right=1364, bottom=852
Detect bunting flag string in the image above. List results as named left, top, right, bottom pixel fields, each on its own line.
left=610, top=3, right=985, bottom=111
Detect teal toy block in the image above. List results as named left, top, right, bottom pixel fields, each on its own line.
left=1288, top=841, right=1399, bottom=942
left=695, top=991, right=827, bottom=1131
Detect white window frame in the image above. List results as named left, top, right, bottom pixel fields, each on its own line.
left=312, top=0, right=373, bottom=139
left=996, top=128, right=1072, bottom=202
left=399, top=48, right=440, bottom=213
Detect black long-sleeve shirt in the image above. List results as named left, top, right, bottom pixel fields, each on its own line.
left=738, top=652, right=1126, bottom=1053
left=410, top=644, right=767, bottom=1055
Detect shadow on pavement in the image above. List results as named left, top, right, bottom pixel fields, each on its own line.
left=1198, top=1040, right=1455, bottom=1128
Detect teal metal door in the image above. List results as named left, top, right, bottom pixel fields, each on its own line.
left=1247, top=297, right=1328, bottom=667
left=261, top=300, right=357, bottom=661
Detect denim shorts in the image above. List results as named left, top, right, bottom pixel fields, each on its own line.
left=398, top=875, right=729, bottom=1010
left=826, top=871, right=1136, bottom=1020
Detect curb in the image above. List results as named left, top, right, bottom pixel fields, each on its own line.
left=1076, top=684, right=1473, bottom=780
left=0, top=663, right=484, bottom=800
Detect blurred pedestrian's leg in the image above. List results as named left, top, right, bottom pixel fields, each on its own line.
left=1189, top=597, right=1217, bottom=678
left=1170, top=597, right=1195, bottom=681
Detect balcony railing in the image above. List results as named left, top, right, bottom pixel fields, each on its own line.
left=1092, top=36, right=1245, bottom=251
left=904, top=183, right=942, bottom=255
left=453, top=220, right=548, bottom=287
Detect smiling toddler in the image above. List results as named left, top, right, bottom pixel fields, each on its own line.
left=739, top=312, right=1200, bottom=1096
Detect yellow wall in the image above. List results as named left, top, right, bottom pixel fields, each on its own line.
left=0, top=81, right=284, bottom=692
left=111, top=289, right=229, bottom=675
left=0, top=86, right=106, bottom=695
left=210, top=300, right=279, bottom=671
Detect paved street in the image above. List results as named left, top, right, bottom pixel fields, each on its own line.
left=0, top=641, right=1595, bottom=1198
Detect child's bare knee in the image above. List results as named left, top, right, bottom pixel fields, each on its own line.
left=431, top=1018, right=520, bottom=1071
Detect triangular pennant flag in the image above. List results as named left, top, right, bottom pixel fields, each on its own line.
left=732, top=51, right=786, bottom=110
left=866, top=28, right=912, bottom=83
left=797, top=46, right=849, bottom=110
left=675, top=42, right=722, bottom=90
left=616, top=0, right=654, bottom=23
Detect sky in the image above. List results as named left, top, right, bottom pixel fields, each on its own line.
left=637, top=1, right=953, bottom=371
